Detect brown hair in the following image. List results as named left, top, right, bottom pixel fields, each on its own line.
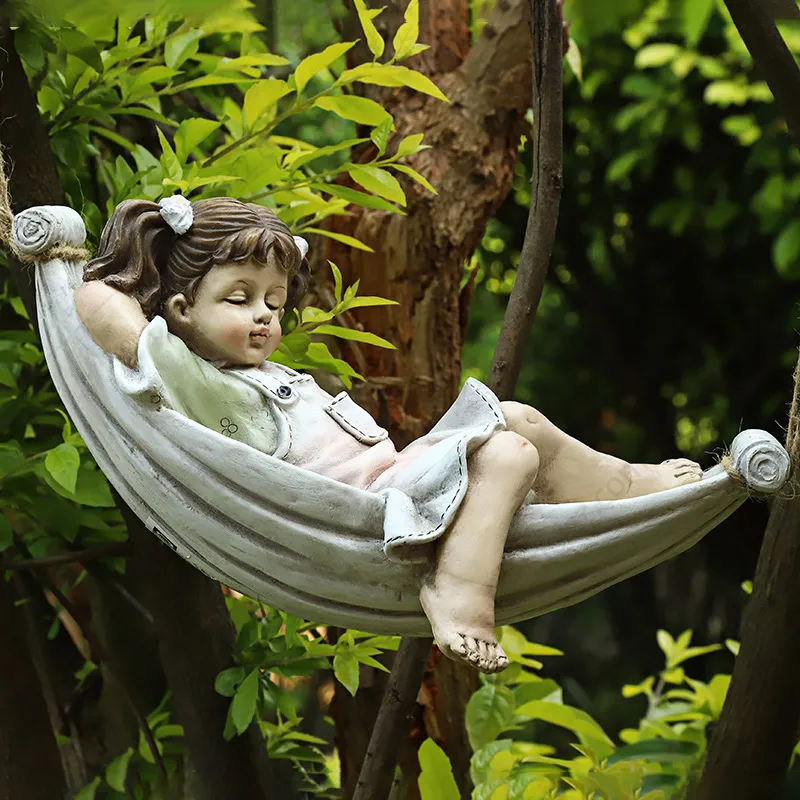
left=84, top=197, right=310, bottom=319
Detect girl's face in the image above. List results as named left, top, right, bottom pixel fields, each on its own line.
left=165, top=257, right=288, bottom=367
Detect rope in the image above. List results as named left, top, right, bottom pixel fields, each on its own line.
left=0, top=146, right=15, bottom=248
left=0, top=145, right=88, bottom=263
left=786, top=354, right=800, bottom=456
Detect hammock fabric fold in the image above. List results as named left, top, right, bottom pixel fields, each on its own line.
left=21, top=206, right=792, bottom=636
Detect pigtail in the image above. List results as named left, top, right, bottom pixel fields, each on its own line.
left=286, top=253, right=311, bottom=317
left=84, top=200, right=173, bottom=319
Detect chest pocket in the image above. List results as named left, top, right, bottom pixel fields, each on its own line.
left=324, top=392, right=389, bottom=445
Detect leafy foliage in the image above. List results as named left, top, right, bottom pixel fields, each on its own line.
left=415, top=625, right=783, bottom=800
left=1, top=0, right=432, bottom=794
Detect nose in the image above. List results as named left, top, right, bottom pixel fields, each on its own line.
left=253, top=301, right=273, bottom=324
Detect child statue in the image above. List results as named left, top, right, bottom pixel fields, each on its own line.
left=75, top=195, right=702, bottom=673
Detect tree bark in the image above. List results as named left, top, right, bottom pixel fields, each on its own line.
left=0, top=579, right=67, bottom=800
left=0, top=18, right=287, bottom=800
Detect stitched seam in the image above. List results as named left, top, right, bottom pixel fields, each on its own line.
left=327, top=394, right=386, bottom=442
left=384, top=382, right=505, bottom=546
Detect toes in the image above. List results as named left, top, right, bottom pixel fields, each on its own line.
left=464, top=636, right=481, bottom=665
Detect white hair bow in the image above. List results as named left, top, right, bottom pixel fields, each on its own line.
left=293, top=235, right=309, bottom=260
left=159, top=195, right=194, bottom=235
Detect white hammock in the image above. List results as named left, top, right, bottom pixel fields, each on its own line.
left=18, top=206, right=792, bottom=636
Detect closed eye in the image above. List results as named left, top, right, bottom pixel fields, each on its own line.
left=225, top=298, right=247, bottom=305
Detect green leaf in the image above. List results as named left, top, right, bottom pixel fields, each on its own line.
left=215, top=666, right=246, bottom=697
left=61, top=28, right=104, bottom=73
left=243, top=79, right=291, bottom=128
left=320, top=182, right=404, bottom=213
left=14, top=27, right=45, bottom=72
left=371, top=116, right=393, bottom=155
left=606, top=738, right=699, bottom=766
left=725, top=638, right=740, bottom=655
left=156, top=128, right=182, bottom=181
left=344, top=296, right=400, bottom=309
left=73, top=467, right=115, bottom=507
left=231, top=669, right=259, bottom=734
left=683, top=0, right=714, bottom=46
left=74, top=777, right=101, bottom=800
left=621, top=676, right=655, bottom=699
left=392, top=163, right=437, bottom=194
left=313, top=324, right=395, bottom=349
left=175, top=119, right=221, bottom=162
left=514, top=700, right=613, bottom=746
left=566, top=38, right=583, bottom=83
left=314, top=95, right=391, bottom=126
left=333, top=650, right=359, bottom=696
left=0, top=515, right=12, bottom=552
left=303, top=228, right=374, bottom=252
left=465, top=684, right=515, bottom=751
left=349, top=165, right=406, bottom=205
left=353, top=0, right=386, bottom=58
left=393, top=0, right=420, bottom=60
left=165, top=29, right=204, bottom=69
left=105, top=747, right=134, bottom=792
left=396, top=133, right=425, bottom=158
left=216, top=54, right=290, bottom=72
left=774, top=220, right=800, bottom=279
left=342, top=64, right=448, bottom=102
left=295, top=42, right=355, bottom=94
left=635, top=43, right=681, bottom=69
left=45, top=444, right=80, bottom=494
left=330, top=261, right=344, bottom=302
left=418, top=739, right=460, bottom=800
left=0, top=442, right=25, bottom=477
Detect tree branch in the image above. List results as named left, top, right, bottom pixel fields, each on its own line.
left=722, top=0, right=800, bottom=150
left=488, top=0, right=563, bottom=399
left=2, top=542, right=132, bottom=571
left=352, top=2, right=564, bottom=797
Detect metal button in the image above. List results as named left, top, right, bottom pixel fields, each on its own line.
left=277, top=385, right=293, bottom=399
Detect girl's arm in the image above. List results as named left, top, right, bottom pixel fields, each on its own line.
left=74, top=281, right=148, bottom=368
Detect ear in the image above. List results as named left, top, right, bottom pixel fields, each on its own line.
left=164, top=293, right=189, bottom=322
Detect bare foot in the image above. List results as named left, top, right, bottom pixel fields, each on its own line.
left=419, top=572, right=509, bottom=674
left=625, top=459, right=703, bottom=498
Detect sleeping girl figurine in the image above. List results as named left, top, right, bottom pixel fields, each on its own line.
left=75, top=195, right=703, bottom=674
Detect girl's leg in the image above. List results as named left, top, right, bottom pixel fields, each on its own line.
left=420, top=431, right=540, bottom=673
left=500, top=402, right=702, bottom=503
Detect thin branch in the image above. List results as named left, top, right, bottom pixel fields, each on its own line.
left=352, top=2, right=565, bottom=798
left=722, top=0, right=800, bottom=150
left=488, top=0, right=563, bottom=400
left=351, top=637, right=432, bottom=800
left=2, top=542, right=131, bottom=571
left=39, top=572, right=168, bottom=779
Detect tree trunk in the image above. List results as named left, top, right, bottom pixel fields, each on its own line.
left=0, top=579, right=67, bottom=800
left=689, top=484, right=800, bottom=800
left=689, top=3, right=800, bottom=798
left=326, top=0, right=534, bottom=795
left=0, top=19, right=287, bottom=799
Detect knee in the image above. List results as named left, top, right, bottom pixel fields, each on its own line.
left=501, top=402, right=550, bottom=441
left=478, top=431, right=540, bottom=482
